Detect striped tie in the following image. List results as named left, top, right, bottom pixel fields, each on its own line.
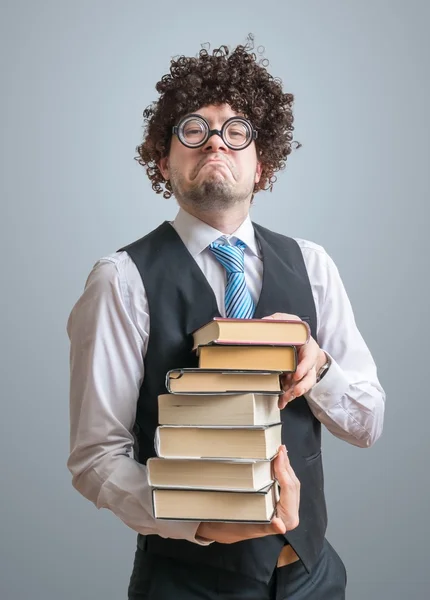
left=209, top=239, right=255, bottom=319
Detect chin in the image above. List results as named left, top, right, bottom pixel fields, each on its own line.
left=200, top=179, right=232, bottom=196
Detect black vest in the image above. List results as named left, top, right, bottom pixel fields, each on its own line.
left=120, top=221, right=327, bottom=584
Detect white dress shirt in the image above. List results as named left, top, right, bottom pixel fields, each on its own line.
left=67, top=208, right=385, bottom=544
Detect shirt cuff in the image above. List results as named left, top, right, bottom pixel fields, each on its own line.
left=157, top=519, right=214, bottom=546
left=305, top=351, right=349, bottom=410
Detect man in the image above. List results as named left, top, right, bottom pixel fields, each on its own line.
left=67, top=40, right=385, bottom=599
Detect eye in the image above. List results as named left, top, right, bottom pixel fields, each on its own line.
left=229, top=128, right=246, bottom=138
left=225, top=122, right=250, bottom=145
left=185, top=128, right=202, bottom=135
left=182, top=118, right=206, bottom=141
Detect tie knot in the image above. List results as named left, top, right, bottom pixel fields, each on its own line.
left=209, top=239, right=246, bottom=274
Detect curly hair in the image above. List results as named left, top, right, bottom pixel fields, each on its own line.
left=135, top=37, right=300, bottom=199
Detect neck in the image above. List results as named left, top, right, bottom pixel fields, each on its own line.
left=179, top=203, right=251, bottom=235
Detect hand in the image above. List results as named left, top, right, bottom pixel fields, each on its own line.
left=262, top=312, right=327, bottom=410
left=195, top=446, right=300, bottom=544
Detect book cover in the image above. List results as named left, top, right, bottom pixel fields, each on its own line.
left=192, top=317, right=310, bottom=350
left=197, top=344, right=297, bottom=372
left=147, top=457, right=274, bottom=491
left=154, top=423, right=282, bottom=460
left=152, top=482, right=278, bottom=522
left=166, top=368, right=282, bottom=395
left=158, top=392, right=281, bottom=426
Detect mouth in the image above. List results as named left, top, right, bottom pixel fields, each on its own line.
left=202, top=162, right=227, bottom=171
left=199, top=158, right=231, bottom=175
left=190, top=156, right=234, bottom=181
left=202, top=158, right=227, bottom=166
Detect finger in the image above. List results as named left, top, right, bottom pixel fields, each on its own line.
left=228, top=522, right=283, bottom=542
left=274, top=446, right=300, bottom=489
left=270, top=516, right=287, bottom=534
left=278, top=392, right=291, bottom=410
left=290, top=369, right=317, bottom=398
left=262, top=313, right=301, bottom=321
left=271, top=447, right=300, bottom=533
left=279, top=377, right=303, bottom=406
left=248, top=521, right=285, bottom=537
left=272, top=447, right=291, bottom=485
left=281, top=372, right=293, bottom=385
left=281, top=446, right=300, bottom=484
left=294, top=354, right=316, bottom=382
left=281, top=372, right=294, bottom=392
left=293, top=340, right=319, bottom=381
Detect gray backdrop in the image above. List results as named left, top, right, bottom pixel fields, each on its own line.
left=1, top=1, right=429, bottom=599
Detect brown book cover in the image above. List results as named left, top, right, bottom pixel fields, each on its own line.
left=166, top=368, right=282, bottom=395
left=152, top=482, right=278, bottom=522
left=192, top=317, right=310, bottom=350
left=197, top=344, right=297, bottom=372
left=158, top=392, right=281, bottom=426
left=155, top=424, right=282, bottom=460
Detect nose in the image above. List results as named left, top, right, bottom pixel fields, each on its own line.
left=202, top=130, right=228, bottom=153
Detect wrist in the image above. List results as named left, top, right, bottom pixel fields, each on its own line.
left=316, top=349, right=328, bottom=372
left=315, top=350, right=330, bottom=383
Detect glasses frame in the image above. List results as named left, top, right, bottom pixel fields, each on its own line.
left=172, top=114, right=258, bottom=151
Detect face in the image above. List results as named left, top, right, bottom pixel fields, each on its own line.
left=158, top=104, right=262, bottom=212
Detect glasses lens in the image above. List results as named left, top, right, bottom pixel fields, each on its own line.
left=225, top=119, right=252, bottom=148
left=179, top=117, right=207, bottom=147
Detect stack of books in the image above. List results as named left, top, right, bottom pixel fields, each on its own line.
left=148, top=317, right=310, bottom=524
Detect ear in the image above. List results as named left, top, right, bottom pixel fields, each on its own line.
left=158, top=156, right=170, bottom=180
left=255, top=160, right=262, bottom=184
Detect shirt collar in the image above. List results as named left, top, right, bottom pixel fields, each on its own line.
left=172, top=207, right=261, bottom=258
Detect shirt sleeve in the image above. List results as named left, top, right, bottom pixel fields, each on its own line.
left=66, top=253, right=211, bottom=544
left=300, top=243, right=386, bottom=448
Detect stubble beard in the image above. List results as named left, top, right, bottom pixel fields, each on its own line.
left=169, top=168, right=254, bottom=212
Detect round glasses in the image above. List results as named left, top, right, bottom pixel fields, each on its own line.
left=172, top=114, right=258, bottom=151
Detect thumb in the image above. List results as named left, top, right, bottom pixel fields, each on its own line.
left=273, top=446, right=289, bottom=484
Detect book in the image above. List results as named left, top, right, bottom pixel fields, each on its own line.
left=197, top=344, right=297, bottom=372
left=155, top=424, right=282, bottom=460
left=147, top=457, right=273, bottom=491
left=192, top=317, right=310, bottom=350
left=152, top=482, right=278, bottom=522
left=166, top=369, right=282, bottom=395
left=158, top=392, right=281, bottom=426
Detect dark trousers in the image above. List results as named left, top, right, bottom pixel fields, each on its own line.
left=128, top=538, right=347, bottom=599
